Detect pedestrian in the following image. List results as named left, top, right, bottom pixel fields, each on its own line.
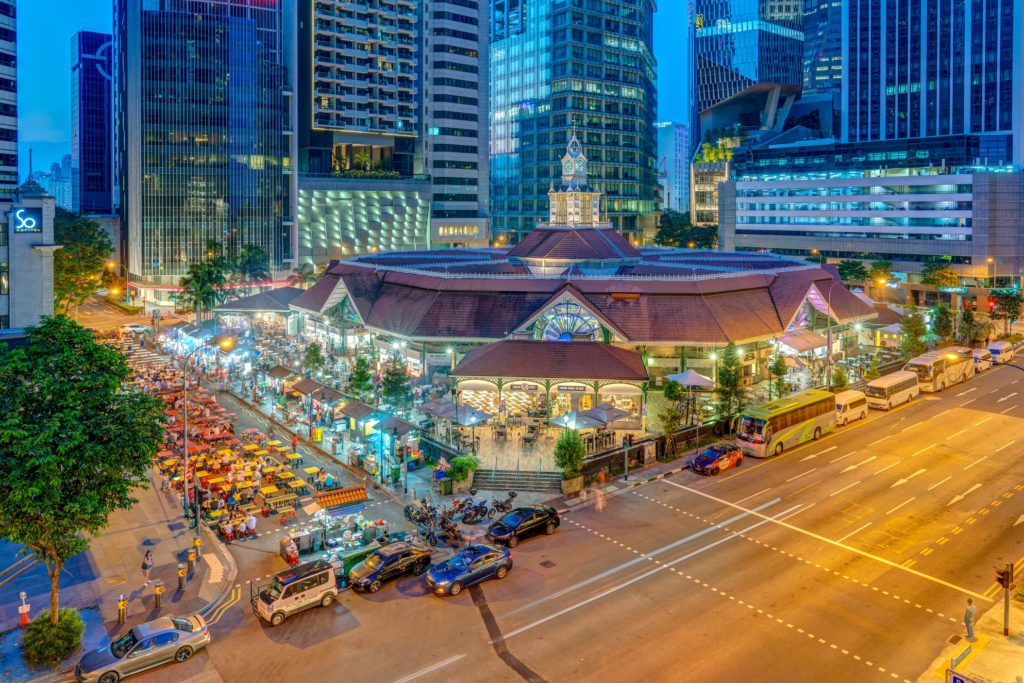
left=964, top=598, right=976, bottom=641
left=141, top=551, right=154, bottom=586
left=247, top=512, right=258, bottom=538
left=324, top=472, right=334, bottom=490
left=291, top=434, right=298, bottom=451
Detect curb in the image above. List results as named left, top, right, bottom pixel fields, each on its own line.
left=556, top=463, right=690, bottom=515
left=197, top=524, right=238, bottom=618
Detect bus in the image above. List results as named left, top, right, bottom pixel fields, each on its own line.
left=864, top=370, right=920, bottom=410
left=904, top=346, right=975, bottom=392
left=736, top=388, right=837, bottom=458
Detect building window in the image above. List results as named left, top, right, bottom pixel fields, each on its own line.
left=0, top=262, right=8, bottom=294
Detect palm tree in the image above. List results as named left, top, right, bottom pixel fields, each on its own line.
left=178, top=260, right=228, bottom=322
left=353, top=150, right=371, bottom=171
left=288, top=262, right=318, bottom=289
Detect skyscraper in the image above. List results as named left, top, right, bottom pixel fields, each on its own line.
left=802, top=0, right=842, bottom=96
left=114, top=0, right=293, bottom=300
left=489, top=0, right=659, bottom=244
left=655, top=121, right=688, bottom=213
left=0, top=0, right=15, bottom=200
left=71, top=31, right=112, bottom=214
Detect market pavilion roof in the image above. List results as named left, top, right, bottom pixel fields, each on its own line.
left=452, top=341, right=649, bottom=382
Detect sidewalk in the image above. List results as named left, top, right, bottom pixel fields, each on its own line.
left=0, top=473, right=237, bottom=682
left=917, top=595, right=1024, bottom=683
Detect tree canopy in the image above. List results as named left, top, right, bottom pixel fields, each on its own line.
left=714, top=343, right=748, bottom=424
left=836, top=260, right=869, bottom=284
left=900, top=309, right=928, bottom=360
left=652, top=211, right=717, bottom=249
left=347, top=356, right=374, bottom=401
left=554, top=429, right=586, bottom=479
left=304, top=342, right=326, bottom=377
left=930, top=304, right=953, bottom=340
left=990, top=290, right=1023, bottom=336
left=868, top=260, right=894, bottom=285
left=380, top=354, right=413, bottom=412
left=52, top=210, right=113, bottom=317
left=920, top=261, right=960, bottom=288
left=0, top=316, right=166, bottom=625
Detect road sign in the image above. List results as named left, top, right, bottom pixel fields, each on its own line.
left=17, top=604, right=30, bottom=614
left=947, top=672, right=981, bottom=683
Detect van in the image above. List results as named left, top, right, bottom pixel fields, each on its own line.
left=865, top=370, right=921, bottom=410
left=972, top=348, right=992, bottom=372
left=251, top=559, right=338, bottom=626
left=834, top=390, right=868, bottom=426
left=989, top=341, right=1015, bottom=364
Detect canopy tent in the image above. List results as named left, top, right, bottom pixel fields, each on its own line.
left=580, top=403, right=631, bottom=425
left=446, top=405, right=493, bottom=427
left=420, top=398, right=457, bottom=418
left=336, top=399, right=375, bottom=421
left=779, top=328, right=828, bottom=353
left=549, top=411, right=602, bottom=430
left=266, top=365, right=294, bottom=380
left=292, top=377, right=343, bottom=403
left=665, top=369, right=714, bottom=388
left=376, top=415, right=422, bottom=438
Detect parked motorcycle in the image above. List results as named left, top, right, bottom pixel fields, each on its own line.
left=487, top=491, right=517, bottom=519
left=461, top=498, right=489, bottom=524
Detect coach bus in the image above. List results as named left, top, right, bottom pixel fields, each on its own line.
left=736, top=388, right=837, bottom=458
left=864, top=370, right=920, bottom=410
left=904, top=346, right=974, bottom=392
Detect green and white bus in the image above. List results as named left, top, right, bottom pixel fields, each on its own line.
left=736, top=388, right=837, bottom=458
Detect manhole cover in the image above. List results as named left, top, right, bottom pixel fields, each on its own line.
left=540, top=560, right=556, bottom=569
left=167, top=522, right=185, bottom=531
left=947, top=634, right=961, bottom=644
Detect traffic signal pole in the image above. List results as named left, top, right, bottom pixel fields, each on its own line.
left=1005, top=562, right=1014, bottom=637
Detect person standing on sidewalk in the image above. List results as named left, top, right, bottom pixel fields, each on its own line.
left=291, top=434, right=298, bottom=451
left=141, top=551, right=154, bottom=586
left=964, top=598, right=976, bottom=641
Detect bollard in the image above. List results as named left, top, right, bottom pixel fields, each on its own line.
left=117, top=594, right=127, bottom=624
left=186, top=549, right=196, bottom=574
left=153, top=580, right=164, bottom=609
left=177, top=563, right=187, bottom=591
left=193, top=535, right=202, bottom=560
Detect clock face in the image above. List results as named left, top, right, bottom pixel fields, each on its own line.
left=575, top=159, right=586, bottom=173
left=562, top=160, right=573, bottom=175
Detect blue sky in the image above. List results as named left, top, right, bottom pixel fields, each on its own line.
left=17, top=1, right=689, bottom=181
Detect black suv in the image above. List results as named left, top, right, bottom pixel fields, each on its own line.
left=486, top=505, right=560, bottom=548
left=348, top=542, right=432, bottom=593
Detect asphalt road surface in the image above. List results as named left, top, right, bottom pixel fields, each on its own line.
left=82, top=320, right=1024, bottom=682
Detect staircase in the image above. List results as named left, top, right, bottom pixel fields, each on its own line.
left=473, top=469, right=563, bottom=493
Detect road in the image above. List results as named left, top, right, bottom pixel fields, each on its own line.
left=74, top=302, right=1024, bottom=683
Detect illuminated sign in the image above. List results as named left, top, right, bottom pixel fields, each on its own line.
left=11, top=207, right=42, bottom=233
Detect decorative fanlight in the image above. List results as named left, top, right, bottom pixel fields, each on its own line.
left=540, top=301, right=599, bottom=341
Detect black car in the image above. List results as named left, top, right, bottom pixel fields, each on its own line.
left=348, top=541, right=432, bottom=593
left=486, top=505, right=560, bottom=547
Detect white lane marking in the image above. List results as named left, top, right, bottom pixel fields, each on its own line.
left=777, top=503, right=814, bottom=522
left=978, top=416, right=995, bottom=426
left=204, top=554, right=224, bottom=584
left=393, top=655, right=468, bottom=683
left=837, top=522, right=872, bottom=544
left=910, top=444, right=936, bottom=457
left=732, top=488, right=771, bottom=505
left=830, top=480, right=863, bottom=497
left=873, top=461, right=900, bottom=476
left=960, top=399, right=977, bottom=407
left=661, top=480, right=992, bottom=601
left=801, top=445, right=837, bottom=462
left=831, top=451, right=857, bottom=464
left=932, top=409, right=953, bottom=420
left=947, top=483, right=983, bottom=507
left=1001, top=405, right=1018, bottom=414
left=867, top=435, right=892, bottom=447
left=998, top=392, right=1019, bottom=403
left=995, top=440, right=1016, bottom=453
left=964, top=456, right=988, bottom=470
left=928, top=475, right=952, bottom=491
left=956, top=388, right=976, bottom=397
left=891, top=469, right=927, bottom=488
left=500, top=507, right=801, bottom=641
left=841, top=455, right=876, bottom=474
left=948, top=428, right=968, bottom=439
left=886, top=497, right=916, bottom=515
left=786, top=468, right=818, bottom=483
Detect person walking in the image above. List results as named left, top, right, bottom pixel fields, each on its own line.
left=291, top=434, right=298, bottom=451
left=141, top=551, right=154, bottom=586
left=964, top=598, right=976, bottom=641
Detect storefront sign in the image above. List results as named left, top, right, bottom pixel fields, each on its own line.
left=508, top=383, right=538, bottom=392
left=425, top=352, right=451, bottom=366
left=557, top=384, right=588, bottom=393
left=11, top=207, right=42, bottom=233
left=939, top=286, right=968, bottom=294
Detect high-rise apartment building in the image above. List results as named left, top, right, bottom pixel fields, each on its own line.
left=489, top=0, right=659, bottom=244
left=655, top=121, right=688, bottom=213
left=114, top=0, right=293, bottom=300
left=0, top=0, right=15, bottom=200
left=71, top=31, right=113, bottom=214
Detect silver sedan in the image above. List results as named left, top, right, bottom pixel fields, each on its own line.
left=75, top=615, right=210, bottom=683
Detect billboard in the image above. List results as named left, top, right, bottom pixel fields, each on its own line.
left=11, top=207, right=43, bottom=234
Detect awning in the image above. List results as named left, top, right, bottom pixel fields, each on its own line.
left=779, top=329, right=827, bottom=353
left=292, top=377, right=343, bottom=403
left=376, top=415, right=422, bottom=437
left=784, top=356, right=807, bottom=369
left=336, top=399, right=375, bottom=421
left=267, top=365, right=294, bottom=380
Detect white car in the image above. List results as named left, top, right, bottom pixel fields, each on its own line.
left=119, top=324, right=151, bottom=335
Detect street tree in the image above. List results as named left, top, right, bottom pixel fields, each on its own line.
left=864, top=355, right=880, bottom=380
left=931, top=304, right=954, bottom=341
left=836, top=260, right=869, bottom=284
left=0, top=317, right=165, bottom=638
left=380, top=354, right=413, bottom=412
left=52, top=210, right=114, bottom=317
left=830, top=364, right=849, bottom=392
left=921, top=261, right=960, bottom=288
left=714, top=343, right=748, bottom=425
left=653, top=211, right=717, bottom=249
left=900, top=309, right=928, bottom=360
left=659, top=380, right=687, bottom=455
left=768, top=352, right=788, bottom=399
left=233, top=244, right=271, bottom=296
left=990, top=290, right=1023, bottom=336
left=347, top=356, right=374, bottom=401
left=304, top=342, right=326, bottom=377
left=868, top=260, right=894, bottom=285
left=957, top=309, right=989, bottom=345
left=553, top=429, right=585, bottom=479
left=288, top=262, right=318, bottom=289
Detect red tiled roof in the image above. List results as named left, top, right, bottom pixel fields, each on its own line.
left=508, top=226, right=641, bottom=261
left=214, top=287, right=305, bottom=313
left=452, top=341, right=648, bottom=381
left=291, top=271, right=343, bottom=315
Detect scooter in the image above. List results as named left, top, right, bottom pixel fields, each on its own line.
left=487, top=491, right=517, bottom=519
left=461, top=498, right=489, bottom=524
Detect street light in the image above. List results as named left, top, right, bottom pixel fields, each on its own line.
left=181, top=335, right=235, bottom=527
left=822, top=280, right=845, bottom=390
left=106, top=261, right=130, bottom=304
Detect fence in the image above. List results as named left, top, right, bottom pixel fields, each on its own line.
left=581, top=420, right=727, bottom=483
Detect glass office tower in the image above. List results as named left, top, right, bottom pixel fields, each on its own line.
left=71, top=31, right=112, bottom=214
left=489, top=0, right=659, bottom=244
left=115, top=0, right=291, bottom=294
left=0, top=0, right=15, bottom=200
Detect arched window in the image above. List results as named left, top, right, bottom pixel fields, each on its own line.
left=538, top=301, right=600, bottom=341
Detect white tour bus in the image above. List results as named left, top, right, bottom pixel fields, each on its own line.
left=903, top=346, right=975, bottom=392
left=864, top=370, right=920, bottom=410
left=988, top=341, right=1015, bottom=364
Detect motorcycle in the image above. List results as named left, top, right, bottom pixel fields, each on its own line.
left=419, top=514, right=464, bottom=547
left=487, top=491, right=517, bottom=519
left=461, top=499, right=489, bottom=524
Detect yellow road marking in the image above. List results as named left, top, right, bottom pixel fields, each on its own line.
left=992, top=500, right=1003, bottom=507
left=979, top=508, right=990, bottom=516
left=207, top=586, right=242, bottom=626
left=936, top=537, right=949, bottom=545
left=920, top=547, right=934, bottom=556
left=1003, top=492, right=1014, bottom=499
left=951, top=526, right=963, bottom=535
left=965, top=517, right=977, bottom=525
left=902, top=559, right=917, bottom=568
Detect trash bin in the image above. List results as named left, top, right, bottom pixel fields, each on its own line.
left=390, top=465, right=400, bottom=483
left=313, top=427, right=323, bottom=442
left=440, top=478, right=452, bottom=496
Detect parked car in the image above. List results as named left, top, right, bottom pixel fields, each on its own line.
left=75, top=615, right=210, bottom=683
left=349, top=540, right=432, bottom=593
left=119, top=324, right=151, bottom=336
left=691, top=443, right=743, bottom=475
left=252, top=559, right=337, bottom=626
left=834, top=390, right=868, bottom=426
left=425, top=543, right=512, bottom=596
left=486, top=506, right=560, bottom=548
left=973, top=348, right=992, bottom=372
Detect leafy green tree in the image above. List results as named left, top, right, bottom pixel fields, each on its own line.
left=52, top=210, right=114, bottom=317
left=178, top=261, right=228, bottom=321
left=0, top=316, right=165, bottom=630
left=653, top=211, right=717, bottom=249
left=900, top=309, right=928, bottom=360
left=830, top=364, right=849, bottom=392
left=304, top=342, right=326, bottom=377
left=921, top=261, right=960, bottom=288
left=699, top=140, right=734, bottom=164
left=354, top=150, right=371, bottom=171
left=957, top=309, right=990, bottom=344
left=714, top=343, right=748, bottom=424
left=990, top=290, right=1023, bottom=336
left=289, top=262, right=318, bottom=289
left=869, top=260, right=894, bottom=284
left=380, top=354, right=412, bottom=411
left=768, top=352, right=788, bottom=399
left=931, top=304, right=954, bottom=341
left=347, top=356, right=374, bottom=401
left=864, top=355, right=880, bottom=380
left=658, top=402, right=685, bottom=456
left=554, top=429, right=586, bottom=479
left=836, top=260, right=869, bottom=284
left=234, top=245, right=271, bottom=288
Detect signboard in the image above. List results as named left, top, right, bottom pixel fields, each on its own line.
left=556, top=384, right=588, bottom=393
left=508, top=383, right=538, bottom=392
left=947, top=671, right=981, bottom=683
left=424, top=352, right=451, bottom=366
left=11, top=207, right=42, bottom=233
left=939, top=286, right=968, bottom=294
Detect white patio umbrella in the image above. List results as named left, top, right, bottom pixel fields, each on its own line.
left=665, top=369, right=714, bottom=387
left=549, top=411, right=602, bottom=430
left=580, top=403, right=631, bottom=425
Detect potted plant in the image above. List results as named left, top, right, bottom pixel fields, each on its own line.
left=554, top=429, right=586, bottom=495
left=448, top=455, right=479, bottom=494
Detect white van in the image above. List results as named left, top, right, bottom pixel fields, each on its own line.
left=252, top=559, right=338, bottom=626
left=834, top=390, right=868, bottom=426
left=865, top=370, right=921, bottom=410
left=972, top=348, right=992, bottom=372
left=989, top=341, right=1015, bottom=364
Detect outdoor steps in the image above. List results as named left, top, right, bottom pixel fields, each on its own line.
left=473, top=469, right=563, bottom=493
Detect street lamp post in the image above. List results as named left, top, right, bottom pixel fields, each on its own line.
left=823, top=280, right=845, bottom=390
left=181, top=336, right=235, bottom=527
left=106, top=261, right=130, bottom=305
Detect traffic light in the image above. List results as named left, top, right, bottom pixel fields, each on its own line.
left=997, top=567, right=1012, bottom=588
left=988, top=297, right=997, bottom=312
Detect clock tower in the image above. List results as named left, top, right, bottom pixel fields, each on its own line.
left=549, top=131, right=604, bottom=227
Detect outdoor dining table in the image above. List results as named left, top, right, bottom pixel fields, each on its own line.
left=217, top=449, right=232, bottom=457
left=263, top=466, right=277, bottom=475
left=207, top=476, right=226, bottom=486
left=160, top=459, right=177, bottom=469
left=254, top=449, right=269, bottom=457
left=196, top=470, right=210, bottom=479
left=243, top=428, right=260, bottom=435
left=276, top=471, right=295, bottom=482
left=288, top=480, right=308, bottom=495
left=260, top=485, right=279, bottom=497
left=157, top=449, right=174, bottom=458
left=242, top=444, right=258, bottom=452
left=286, top=453, right=303, bottom=466
left=208, top=509, right=226, bottom=520
left=253, top=434, right=268, bottom=441
left=267, top=440, right=282, bottom=447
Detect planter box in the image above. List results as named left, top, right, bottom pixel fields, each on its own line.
left=452, top=470, right=475, bottom=494
left=561, top=475, right=584, bottom=495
